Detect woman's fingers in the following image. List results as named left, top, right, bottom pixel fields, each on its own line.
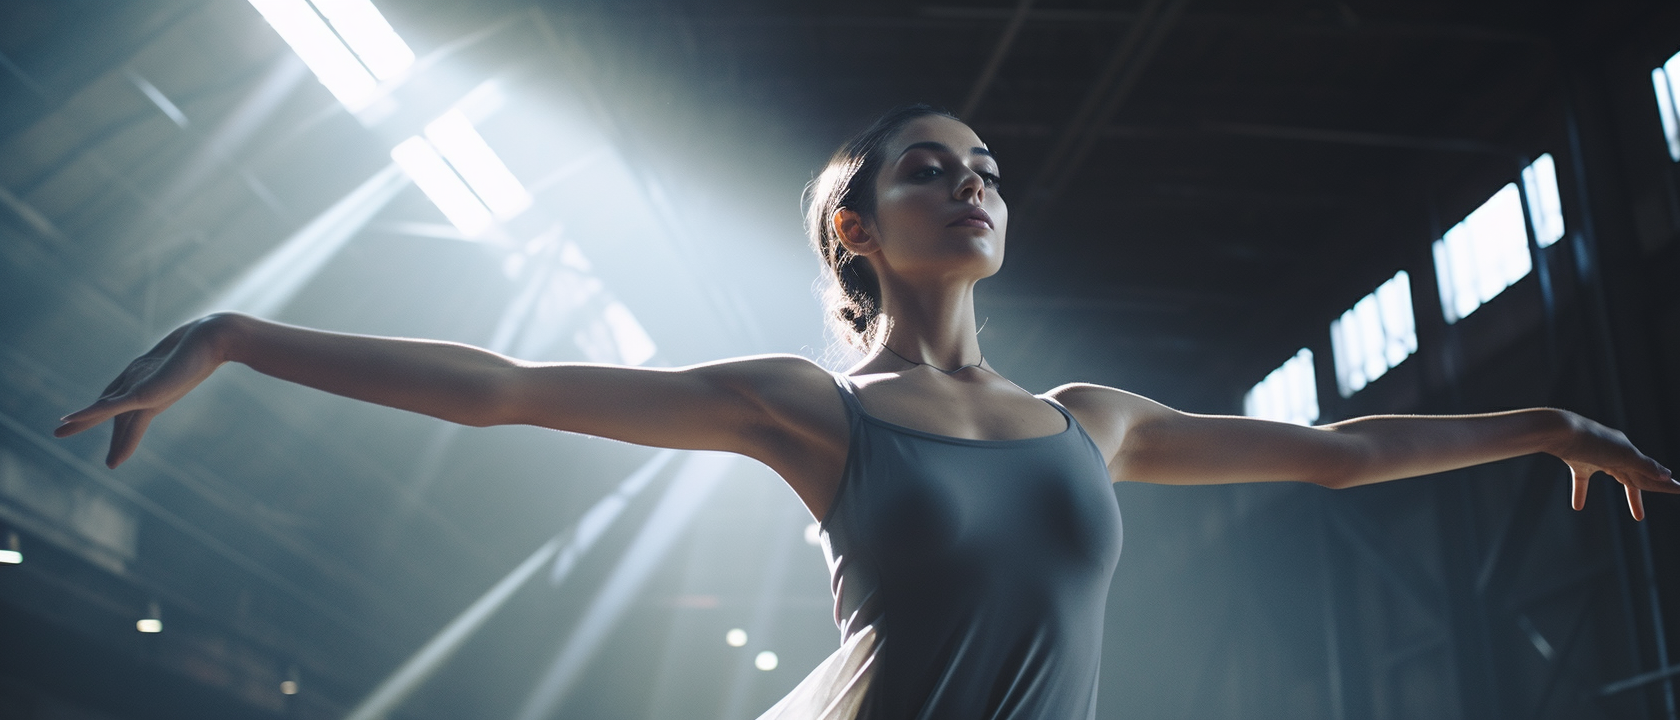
left=54, top=395, right=138, bottom=438
left=107, top=412, right=136, bottom=467
left=56, top=318, right=217, bottom=460
left=106, top=410, right=155, bottom=468
left=1570, top=464, right=1591, bottom=511
left=1625, top=484, right=1645, bottom=522
left=1567, top=464, right=1661, bottom=521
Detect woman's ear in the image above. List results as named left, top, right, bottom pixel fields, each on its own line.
left=833, top=208, right=879, bottom=256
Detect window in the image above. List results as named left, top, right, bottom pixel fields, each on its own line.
left=391, top=136, right=493, bottom=235
left=1521, top=154, right=1565, bottom=248
left=1652, top=50, right=1680, bottom=161
left=390, top=106, right=533, bottom=236
left=422, top=109, right=533, bottom=220
left=1244, top=348, right=1319, bottom=426
left=1330, top=271, right=1417, bottom=397
left=247, top=0, right=414, bottom=112
left=1433, top=184, right=1531, bottom=324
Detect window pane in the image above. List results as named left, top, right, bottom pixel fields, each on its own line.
left=1656, top=68, right=1680, bottom=162
left=1664, top=54, right=1680, bottom=161
left=1330, top=317, right=1358, bottom=397
left=1245, top=348, right=1318, bottom=426
left=1521, top=154, right=1566, bottom=248
left=1375, top=271, right=1416, bottom=366
left=1445, top=224, right=1480, bottom=321
left=1354, top=294, right=1385, bottom=384
left=248, top=0, right=378, bottom=110
left=1432, top=184, right=1531, bottom=323
left=1433, top=238, right=1458, bottom=324
left=1329, top=271, right=1417, bottom=398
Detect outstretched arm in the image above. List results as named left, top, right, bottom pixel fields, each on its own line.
left=1052, top=383, right=1676, bottom=520
left=55, top=313, right=822, bottom=468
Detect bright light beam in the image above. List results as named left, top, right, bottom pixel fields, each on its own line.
left=388, top=231, right=567, bottom=523
left=719, top=506, right=806, bottom=720
left=391, top=136, right=493, bottom=236
left=344, top=450, right=679, bottom=720
left=247, top=0, right=378, bottom=110
left=514, top=452, right=736, bottom=720
left=198, top=163, right=409, bottom=319
left=345, top=538, right=559, bottom=720
left=424, top=109, right=532, bottom=220
left=157, top=55, right=310, bottom=211
left=545, top=448, right=682, bottom=585
left=601, top=301, right=657, bottom=366
left=309, top=0, right=414, bottom=80
left=123, top=69, right=189, bottom=128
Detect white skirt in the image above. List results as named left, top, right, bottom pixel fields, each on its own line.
left=754, top=624, right=880, bottom=720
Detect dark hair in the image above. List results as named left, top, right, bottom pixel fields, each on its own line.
left=805, top=104, right=960, bottom=351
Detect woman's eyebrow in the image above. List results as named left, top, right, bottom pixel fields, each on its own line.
left=898, top=141, right=994, bottom=159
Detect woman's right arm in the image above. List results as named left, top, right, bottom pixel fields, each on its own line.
left=56, top=313, right=827, bottom=468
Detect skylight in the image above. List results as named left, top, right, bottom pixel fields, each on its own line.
left=1243, top=348, right=1319, bottom=426
left=424, top=109, right=533, bottom=220
left=390, top=136, right=493, bottom=236
left=246, top=0, right=413, bottom=112
left=1330, top=271, right=1417, bottom=397
left=1432, top=184, right=1531, bottom=324
left=392, top=105, right=534, bottom=236
left=309, top=0, right=414, bottom=81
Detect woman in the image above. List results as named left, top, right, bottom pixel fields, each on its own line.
left=56, top=105, right=1675, bottom=720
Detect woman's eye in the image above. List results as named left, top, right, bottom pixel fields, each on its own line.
left=911, top=166, right=942, bottom=180
left=980, top=172, right=1002, bottom=188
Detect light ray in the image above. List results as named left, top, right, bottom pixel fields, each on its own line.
left=513, top=452, right=736, bottom=720
left=123, top=69, right=189, bottom=128
left=343, top=450, right=678, bottom=720
left=157, top=54, right=310, bottom=211
left=197, top=163, right=409, bottom=319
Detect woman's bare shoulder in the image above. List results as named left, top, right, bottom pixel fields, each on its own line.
left=1045, top=382, right=1179, bottom=462
left=702, top=354, right=852, bottom=512
left=691, top=353, right=835, bottom=393
left=693, top=353, right=846, bottom=433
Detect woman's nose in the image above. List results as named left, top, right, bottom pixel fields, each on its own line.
left=954, top=169, right=985, bottom=202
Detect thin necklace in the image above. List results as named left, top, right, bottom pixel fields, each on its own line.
left=880, top=343, right=988, bottom=375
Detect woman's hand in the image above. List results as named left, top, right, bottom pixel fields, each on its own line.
left=1552, top=411, right=1677, bottom=521
left=54, top=314, right=232, bottom=468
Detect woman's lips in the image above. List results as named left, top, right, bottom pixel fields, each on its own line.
left=948, top=209, right=994, bottom=229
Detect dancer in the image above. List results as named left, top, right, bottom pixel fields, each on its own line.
left=57, top=105, right=1674, bottom=720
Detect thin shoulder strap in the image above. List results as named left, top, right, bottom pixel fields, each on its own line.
left=1040, top=394, right=1104, bottom=454
left=830, top=372, right=867, bottom=419
left=1039, top=394, right=1076, bottom=423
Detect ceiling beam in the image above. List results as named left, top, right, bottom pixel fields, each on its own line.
left=977, top=120, right=1516, bottom=157
left=958, top=0, right=1035, bottom=120
left=1026, top=0, right=1191, bottom=211
left=918, top=6, right=1549, bottom=45
left=1195, top=121, right=1519, bottom=157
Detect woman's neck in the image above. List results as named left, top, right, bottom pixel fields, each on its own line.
left=873, top=278, right=984, bottom=371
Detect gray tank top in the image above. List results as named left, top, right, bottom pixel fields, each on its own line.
left=819, top=373, right=1123, bottom=720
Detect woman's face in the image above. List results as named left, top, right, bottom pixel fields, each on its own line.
left=858, top=115, right=1008, bottom=283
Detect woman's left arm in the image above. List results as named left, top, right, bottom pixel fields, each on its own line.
left=1051, top=384, right=1676, bottom=520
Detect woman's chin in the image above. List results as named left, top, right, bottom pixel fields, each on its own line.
left=941, top=248, right=1004, bottom=280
